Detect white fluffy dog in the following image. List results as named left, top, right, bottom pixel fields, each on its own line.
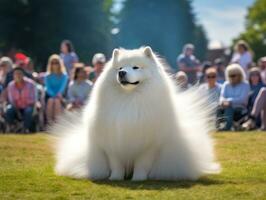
left=53, top=47, right=220, bottom=181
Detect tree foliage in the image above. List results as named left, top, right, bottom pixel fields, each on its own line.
left=236, top=0, right=266, bottom=61
left=114, top=0, right=208, bottom=68
left=0, top=0, right=112, bottom=70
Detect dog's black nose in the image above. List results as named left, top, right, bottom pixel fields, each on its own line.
left=118, top=70, right=127, bottom=79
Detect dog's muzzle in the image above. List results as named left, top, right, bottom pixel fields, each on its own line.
left=118, top=70, right=139, bottom=85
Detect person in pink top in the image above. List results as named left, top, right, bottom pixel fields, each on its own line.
left=5, top=67, right=36, bottom=133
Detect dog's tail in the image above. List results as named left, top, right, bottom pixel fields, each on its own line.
left=50, top=110, right=90, bottom=179
left=175, top=86, right=221, bottom=175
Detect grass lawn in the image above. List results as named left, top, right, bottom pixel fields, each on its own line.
left=0, top=132, right=266, bottom=200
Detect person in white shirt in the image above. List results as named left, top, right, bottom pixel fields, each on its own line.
left=231, top=40, right=252, bottom=74
left=259, top=56, right=266, bottom=84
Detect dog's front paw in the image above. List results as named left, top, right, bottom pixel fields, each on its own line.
left=132, top=170, right=148, bottom=181
left=109, top=171, right=124, bottom=181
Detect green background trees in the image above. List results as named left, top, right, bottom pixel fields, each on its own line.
left=236, top=0, right=266, bottom=61
left=115, top=0, right=208, bottom=68
left=0, top=0, right=112, bottom=69
left=0, top=0, right=207, bottom=70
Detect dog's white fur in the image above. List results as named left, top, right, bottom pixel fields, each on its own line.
left=53, top=47, right=220, bottom=181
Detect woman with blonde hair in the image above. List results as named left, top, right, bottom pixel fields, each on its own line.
left=218, top=64, right=250, bottom=131
left=45, top=54, right=68, bottom=123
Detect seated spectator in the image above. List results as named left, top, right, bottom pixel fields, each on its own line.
left=258, top=56, right=266, bottom=84
left=67, top=67, right=93, bottom=111
left=218, top=64, right=250, bottom=131
left=177, top=44, right=200, bottom=85
left=199, top=61, right=212, bottom=84
left=70, top=62, right=85, bottom=80
left=0, top=57, right=13, bottom=86
left=32, top=72, right=46, bottom=131
left=5, top=67, right=36, bottom=133
left=4, top=53, right=33, bottom=88
left=45, top=54, right=68, bottom=124
left=247, top=68, right=265, bottom=112
left=60, top=40, right=79, bottom=75
left=242, top=68, right=266, bottom=130
left=175, top=71, right=190, bottom=91
left=231, top=40, right=252, bottom=74
left=199, top=67, right=221, bottom=106
left=242, top=88, right=266, bottom=131
left=214, top=58, right=226, bottom=84
left=88, top=53, right=106, bottom=82
left=0, top=57, right=13, bottom=96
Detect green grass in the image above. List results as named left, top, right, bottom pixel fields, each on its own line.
left=0, top=132, right=266, bottom=200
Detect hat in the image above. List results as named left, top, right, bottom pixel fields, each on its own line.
left=0, top=57, right=13, bottom=68
left=92, top=53, right=106, bottom=65
left=15, top=53, right=29, bottom=66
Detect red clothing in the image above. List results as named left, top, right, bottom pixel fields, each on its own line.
left=7, top=78, right=36, bottom=109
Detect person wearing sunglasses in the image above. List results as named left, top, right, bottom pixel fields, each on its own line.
left=45, top=54, right=68, bottom=124
left=218, top=64, right=250, bottom=131
left=199, top=67, right=221, bottom=106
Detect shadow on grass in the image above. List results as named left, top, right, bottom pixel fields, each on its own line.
left=92, top=177, right=225, bottom=190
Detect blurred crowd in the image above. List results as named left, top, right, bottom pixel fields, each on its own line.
left=0, top=39, right=265, bottom=133
left=0, top=40, right=106, bottom=133
left=176, top=41, right=266, bottom=131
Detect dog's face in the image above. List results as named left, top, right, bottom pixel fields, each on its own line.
left=112, top=47, right=155, bottom=91
left=117, top=65, right=144, bottom=90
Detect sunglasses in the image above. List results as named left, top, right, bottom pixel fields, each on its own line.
left=229, top=74, right=239, bottom=78
left=51, top=61, right=60, bottom=65
left=207, top=75, right=216, bottom=79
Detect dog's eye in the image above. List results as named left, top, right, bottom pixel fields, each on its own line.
left=119, top=67, right=122, bottom=70
left=133, top=66, right=139, bottom=70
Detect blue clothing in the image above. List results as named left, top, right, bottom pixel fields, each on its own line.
left=60, top=52, right=78, bottom=74
left=67, top=80, right=93, bottom=103
left=217, top=107, right=245, bottom=131
left=220, top=81, right=250, bottom=108
left=249, top=82, right=266, bottom=108
left=177, top=54, right=198, bottom=84
left=5, top=104, right=34, bottom=130
left=45, top=73, right=68, bottom=97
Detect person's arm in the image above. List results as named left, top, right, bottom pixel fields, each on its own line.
left=7, top=84, right=14, bottom=106
left=44, top=75, right=55, bottom=97
left=4, top=72, right=12, bottom=88
left=231, top=53, right=239, bottom=64
left=73, top=52, right=79, bottom=63
left=219, top=83, right=231, bottom=105
left=57, top=74, right=68, bottom=95
left=243, top=52, right=253, bottom=69
left=67, top=83, right=75, bottom=103
left=229, top=83, right=250, bottom=107
left=178, top=59, right=199, bottom=73
left=27, top=82, right=36, bottom=106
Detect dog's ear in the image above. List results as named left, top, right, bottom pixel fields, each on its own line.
left=112, top=48, right=119, bottom=62
left=144, top=46, right=153, bottom=58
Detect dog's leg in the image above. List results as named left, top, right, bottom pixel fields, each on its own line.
left=108, top=155, right=125, bottom=181
left=88, top=146, right=110, bottom=180
left=132, top=148, right=155, bottom=181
